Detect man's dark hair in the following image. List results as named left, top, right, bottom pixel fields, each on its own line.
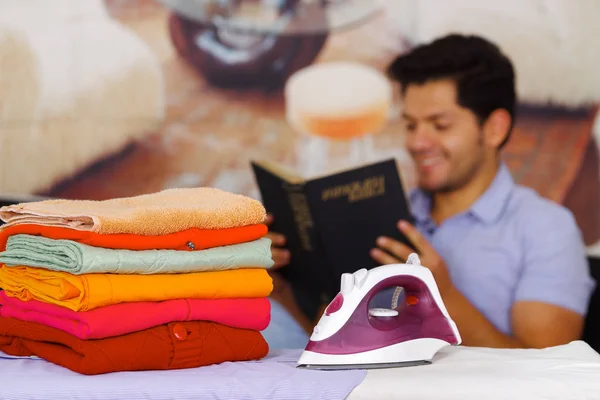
left=387, top=34, right=516, bottom=148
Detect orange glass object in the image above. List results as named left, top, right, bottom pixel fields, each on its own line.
left=285, top=62, right=392, bottom=141
left=294, top=102, right=389, bottom=140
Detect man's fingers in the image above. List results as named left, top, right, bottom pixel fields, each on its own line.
left=398, top=220, right=434, bottom=254
left=375, top=236, right=413, bottom=261
left=370, top=248, right=402, bottom=265
left=271, top=248, right=291, bottom=269
left=266, top=232, right=286, bottom=246
left=264, top=216, right=289, bottom=269
left=265, top=213, right=274, bottom=226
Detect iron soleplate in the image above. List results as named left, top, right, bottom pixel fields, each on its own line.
left=297, top=359, right=431, bottom=370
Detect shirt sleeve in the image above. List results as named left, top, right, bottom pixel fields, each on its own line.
left=514, top=206, right=596, bottom=315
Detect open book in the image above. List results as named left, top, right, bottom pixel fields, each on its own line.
left=250, top=158, right=414, bottom=319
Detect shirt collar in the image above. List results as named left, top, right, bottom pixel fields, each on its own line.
left=409, top=163, right=515, bottom=224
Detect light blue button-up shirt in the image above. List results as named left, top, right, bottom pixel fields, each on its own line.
left=410, top=163, right=596, bottom=334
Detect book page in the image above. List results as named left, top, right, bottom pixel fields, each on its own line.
left=252, top=159, right=305, bottom=184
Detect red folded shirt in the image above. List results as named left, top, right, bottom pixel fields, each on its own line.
left=0, top=317, right=269, bottom=375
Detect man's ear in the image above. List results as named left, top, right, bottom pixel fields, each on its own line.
left=483, top=109, right=512, bottom=149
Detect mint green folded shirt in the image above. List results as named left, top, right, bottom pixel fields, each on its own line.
left=0, top=234, right=274, bottom=274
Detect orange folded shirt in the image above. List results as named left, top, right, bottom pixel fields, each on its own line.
left=0, top=265, right=273, bottom=311
left=0, top=317, right=269, bottom=375
left=0, top=224, right=268, bottom=251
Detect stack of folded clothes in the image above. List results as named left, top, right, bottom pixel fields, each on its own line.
left=0, top=188, right=274, bottom=375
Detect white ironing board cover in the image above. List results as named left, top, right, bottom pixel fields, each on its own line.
left=348, top=340, right=600, bottom=400
left=1, top=341, right=599, bottom=400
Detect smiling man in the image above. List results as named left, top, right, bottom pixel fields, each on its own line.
left=369, top=34, right=595, bottom=348
left=264, top=34, right=595, bottom=349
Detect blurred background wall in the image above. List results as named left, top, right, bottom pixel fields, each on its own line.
left=2, top=0, right=600, bottom=248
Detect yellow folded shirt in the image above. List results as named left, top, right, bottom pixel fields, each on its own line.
left=0, top=265, right=273, bottom=312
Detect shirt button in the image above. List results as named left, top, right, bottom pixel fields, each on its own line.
left=173, top=324, right=188, bottom=341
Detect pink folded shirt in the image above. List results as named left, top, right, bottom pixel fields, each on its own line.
left=0, top=291, right=270, bottom=339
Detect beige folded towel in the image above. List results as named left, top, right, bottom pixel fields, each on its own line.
left=0, top=188, right=266, bottom=235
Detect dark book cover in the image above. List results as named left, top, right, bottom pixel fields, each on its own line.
left=583, top=256, right=600, bottom=352
left=251, top=158, right=414, bottom=319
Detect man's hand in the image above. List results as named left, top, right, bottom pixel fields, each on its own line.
left=265, top=214, right=291, bottom=269
left=370, top=220, right=453, bottom=296
left=371, top=220, right=585, bottom=349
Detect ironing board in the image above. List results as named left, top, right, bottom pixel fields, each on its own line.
left=1, top=341, right=599, bottom=399
left=348, top=340, right=600, bottom=400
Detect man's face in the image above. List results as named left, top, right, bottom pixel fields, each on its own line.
left=402, top=79, right=487, bottom=193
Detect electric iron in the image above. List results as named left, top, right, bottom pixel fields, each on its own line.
left=297, top=253, right=461, bottom=370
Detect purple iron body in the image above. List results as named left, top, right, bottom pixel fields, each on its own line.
left=297, top=254, right=461, bottom=370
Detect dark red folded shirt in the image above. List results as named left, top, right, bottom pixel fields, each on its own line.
left=0, top=317, right=269, bottom=375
